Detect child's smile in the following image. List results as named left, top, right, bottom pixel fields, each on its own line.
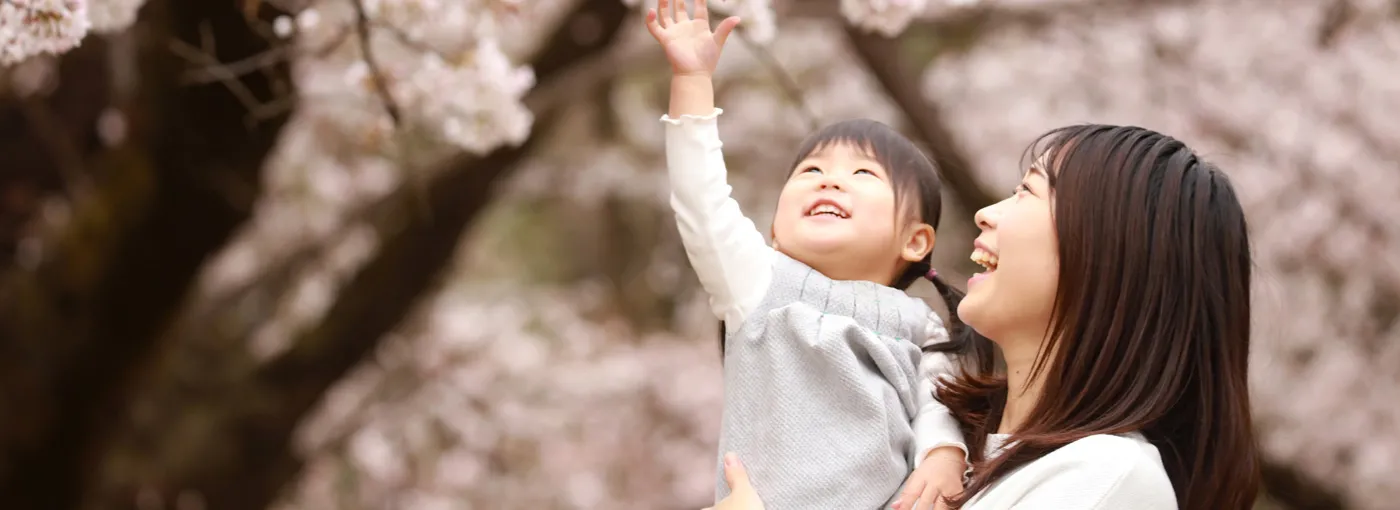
left=804, top=196, right=851, bottom=220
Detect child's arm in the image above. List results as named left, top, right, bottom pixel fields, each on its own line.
left=647, top=1, right=770, bottom=328
left=893, top=318, right=971, bottom=510
left=913, top=351, right=970, bottom=468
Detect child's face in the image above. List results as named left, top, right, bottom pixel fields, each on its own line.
left=771, top=142, right=929, bottom=284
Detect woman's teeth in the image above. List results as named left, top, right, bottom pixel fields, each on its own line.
left=971, top=248, right=998, bottom=271
left=807, top=204, right=848, bottom=218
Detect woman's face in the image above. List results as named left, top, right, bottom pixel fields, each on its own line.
left=958, top=160, right=1060, bottom=345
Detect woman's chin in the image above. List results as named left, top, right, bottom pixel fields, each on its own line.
left=956, top=292, right=990, bottom=332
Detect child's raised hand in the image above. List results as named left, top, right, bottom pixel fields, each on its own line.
left=645, top=0, right=741, bottom=77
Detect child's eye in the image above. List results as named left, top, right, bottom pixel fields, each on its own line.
left=802, top=166, right=822, bottom=174
left=855, top=169, right=875, bottom=176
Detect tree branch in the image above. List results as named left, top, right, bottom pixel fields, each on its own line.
left=843, top=28, right=1000, bottom=216
left=733, top=29, right=818, bottom=131
left=349, top=0, right=402, bottom=126
left=177, top=25, right=351, bottom=85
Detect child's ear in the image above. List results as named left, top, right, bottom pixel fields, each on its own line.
left=901, top=224, right=935, bottom=263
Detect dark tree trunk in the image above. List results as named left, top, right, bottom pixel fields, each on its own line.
left=0, top=0, right=294, bottom=507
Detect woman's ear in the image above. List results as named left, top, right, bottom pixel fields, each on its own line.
left=901, top=224, right=935, bottom=263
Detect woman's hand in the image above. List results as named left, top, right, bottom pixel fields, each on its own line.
left=645, top=0, right=741, bottom=77
left=703, top=453, right=765, bottom=510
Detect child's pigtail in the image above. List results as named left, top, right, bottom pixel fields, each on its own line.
left=717, top=320, right=726, bottom=360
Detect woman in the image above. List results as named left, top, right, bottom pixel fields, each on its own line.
left=708, top=125, right=1261, bottom=510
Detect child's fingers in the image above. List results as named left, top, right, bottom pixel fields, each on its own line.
left=645, top=9, right=665, bottom=39
left=893, top=479, right=923, bottom=510
left=922, top=485, right=946, bottom=510
left=675, top=0, right=691, bottom=22
left=695, top=0, right=708, bottom=20
left=657, top=0, right=670, bottom=26
left=712, top=16, right=741, bottom=48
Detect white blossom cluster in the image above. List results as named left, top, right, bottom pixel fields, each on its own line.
left=840, top=0, right=980, bottom=37
left=85, top=0, right=142, bottom=33
left=275, top=283, right=724, bottom=510
left=714, top=0, right=776, bottom=44
left=0, top=0, right=147, bottom=67
left=840, top=0, right=928, bottom=37
left=0, top=0, right=88, bottom=66
left=286, top=0, right=538, bottom=156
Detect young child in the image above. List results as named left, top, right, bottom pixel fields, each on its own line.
left=644, top=1, right=970, bottom=509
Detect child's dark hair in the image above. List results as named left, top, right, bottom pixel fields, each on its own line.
left=719, top=119, right=986, bottom=364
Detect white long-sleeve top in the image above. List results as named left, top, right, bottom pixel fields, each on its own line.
left=965, top=433, right=1177, bottom=509
left=660, top=108, right=966, bottom=468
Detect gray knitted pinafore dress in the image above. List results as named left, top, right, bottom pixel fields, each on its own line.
left=715, top=252, right=930, bottom=510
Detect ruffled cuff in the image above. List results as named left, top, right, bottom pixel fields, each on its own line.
left=659, top=107, right=723, bottom=125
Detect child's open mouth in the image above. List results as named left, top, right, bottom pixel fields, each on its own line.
left=804, top=198, right=850, bottom=219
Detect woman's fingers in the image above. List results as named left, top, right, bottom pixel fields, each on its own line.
left=721, top=452, right=752, bottom=492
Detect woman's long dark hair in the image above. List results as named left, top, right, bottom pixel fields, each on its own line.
left=928, top=125, right=1260, bottom=509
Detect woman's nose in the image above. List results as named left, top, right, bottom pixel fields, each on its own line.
left=975, top=201, right=1000, bottom=230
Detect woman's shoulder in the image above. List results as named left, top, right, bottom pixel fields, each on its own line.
left=1034, top=433, right=1177, bottom=506
left=1056, top=432, right=1161, bottom=461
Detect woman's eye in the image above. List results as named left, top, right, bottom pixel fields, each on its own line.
left=855, top=169, right=875, bottom=176
left=1014, top=183, right=1030, bottom=196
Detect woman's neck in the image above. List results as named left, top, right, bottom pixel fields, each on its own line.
left=998, top=339, right=1047, bottom=435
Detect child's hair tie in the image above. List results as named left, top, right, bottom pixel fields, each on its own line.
left=925, top=268, right=938, bottom=281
